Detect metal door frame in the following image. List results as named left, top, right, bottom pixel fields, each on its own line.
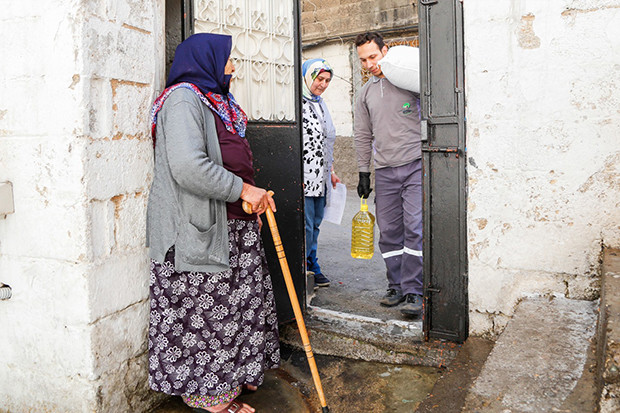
left=174, top=0, right=469, bottom=337
left=182, top=0, right=193, bottom=39
left=419, top=0, right=469, bottom=342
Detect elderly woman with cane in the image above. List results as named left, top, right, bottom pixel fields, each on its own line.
left=146, top=33, right=280, bottom=413
left=302, top=58, right=340, bottom=288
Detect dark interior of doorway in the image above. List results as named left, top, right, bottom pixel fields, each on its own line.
left=163, top=0, right=469, bottom=341
left=309, top=192, right=416, bottom=322
left=305, top=35, right=424, bottom=324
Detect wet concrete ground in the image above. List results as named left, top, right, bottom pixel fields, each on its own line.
left=152, top=344, right=442, bottom=412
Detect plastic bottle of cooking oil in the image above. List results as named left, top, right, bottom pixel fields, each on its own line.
left=351, top=198, right=375, bottom=259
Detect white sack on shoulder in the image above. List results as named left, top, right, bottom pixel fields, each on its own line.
left=378, top=45, right=420, bottom=93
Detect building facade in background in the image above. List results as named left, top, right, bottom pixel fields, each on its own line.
left=301, top=0, right=419, bottom=186
left=301, top=0, right=619, bottom=337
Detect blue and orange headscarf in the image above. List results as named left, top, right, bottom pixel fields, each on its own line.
left=302, top=58, right=333, bottom=102
left=151, top=33, right=247, bottom=145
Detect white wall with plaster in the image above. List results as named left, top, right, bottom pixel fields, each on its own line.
left=302, top=42, right=355, bottom=138
left=464, top=0, right=620, bottom=336
left=0, top=0, right=165, bottom=411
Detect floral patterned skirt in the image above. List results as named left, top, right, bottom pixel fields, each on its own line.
left=148, top=219, right=280, bottom=403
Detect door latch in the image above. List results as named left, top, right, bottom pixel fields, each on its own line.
left=422, top=146, right=459, bottom=154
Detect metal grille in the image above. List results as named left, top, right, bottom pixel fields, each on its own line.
left=194, top=0, right=296, bottom=121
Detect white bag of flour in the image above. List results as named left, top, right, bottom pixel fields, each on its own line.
left=378, top=45, right=420, bottom=93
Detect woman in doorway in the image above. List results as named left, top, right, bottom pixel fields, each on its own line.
left=147, top=33, right=280, bottom=413
left=302, top=58, right=340, bottom=288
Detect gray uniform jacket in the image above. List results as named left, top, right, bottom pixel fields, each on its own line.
left=354, top=76, right=421, bottom=172
left=146, top=88, right=244, bottom=272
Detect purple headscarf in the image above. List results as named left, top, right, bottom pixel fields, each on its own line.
left=166, top=33, right=233, bottom=95
left=151, top=33, right=248, bottom=143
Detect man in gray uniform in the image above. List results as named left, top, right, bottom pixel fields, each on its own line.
left=353, top=32, right=423, bottom=317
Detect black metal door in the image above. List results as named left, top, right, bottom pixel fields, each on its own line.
left=246, top=2, right=304, bottom=324
left=419, top=0, right=468, bottom=342
left=248, top=122, right=304, bottom=323
left=186, top=0, right=305, bottom=323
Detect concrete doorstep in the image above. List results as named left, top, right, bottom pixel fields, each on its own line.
left=461, top=296, right=598, bottom=412
left=417, top=250, right=620, bottom=413
left=288, top=296, right=599, bottom=413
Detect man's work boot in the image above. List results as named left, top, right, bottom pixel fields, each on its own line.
left=400, top=293, right=423, bottom=316
left=380, top=288, right=405, bottom=307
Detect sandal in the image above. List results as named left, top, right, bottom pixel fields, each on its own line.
left=193, top=400, right=246, bottom=413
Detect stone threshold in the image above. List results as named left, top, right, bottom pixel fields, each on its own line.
left=280, top=304, right=460, bottom=368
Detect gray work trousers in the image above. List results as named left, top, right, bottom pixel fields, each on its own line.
left=374, top=159, right=423, bottom=296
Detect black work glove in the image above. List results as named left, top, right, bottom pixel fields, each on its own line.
left=357, top=172, right=373, bottom=199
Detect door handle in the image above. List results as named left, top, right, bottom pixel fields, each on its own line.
left=420, top=0, right=438, bottom=5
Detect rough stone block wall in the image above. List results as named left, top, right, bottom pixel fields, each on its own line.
left=302, top=0, right=418, bottom=43
left=0, top=1, right=165, bottom=411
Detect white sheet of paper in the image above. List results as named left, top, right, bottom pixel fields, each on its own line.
left=323, top=183, right=347, bottom=225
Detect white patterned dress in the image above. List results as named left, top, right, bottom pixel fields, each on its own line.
left=302, top=99, right=327, bottom=197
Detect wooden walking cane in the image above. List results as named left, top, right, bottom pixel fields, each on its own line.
left=243, top=191, right=330, bottom=413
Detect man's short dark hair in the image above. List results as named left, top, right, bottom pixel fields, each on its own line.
left=355, top=32, right=386, bottom=50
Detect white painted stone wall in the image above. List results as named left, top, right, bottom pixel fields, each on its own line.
left=464, top=0, right=620, bottom=336
left=0, top=1, right=165, bottom=411
left=302, top=42, right=355, bottom=137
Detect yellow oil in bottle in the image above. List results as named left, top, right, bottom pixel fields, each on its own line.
left=351, top=198, right=375, bottom=259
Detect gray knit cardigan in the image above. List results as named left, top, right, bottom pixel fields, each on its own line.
left=146, top=88, right=244, bottom=272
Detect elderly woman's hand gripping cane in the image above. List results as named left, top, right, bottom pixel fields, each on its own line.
left=240, top=183, right=276, bottom=215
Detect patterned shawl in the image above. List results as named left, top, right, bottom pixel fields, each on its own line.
left=150, top=33, right=247, bottom=146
